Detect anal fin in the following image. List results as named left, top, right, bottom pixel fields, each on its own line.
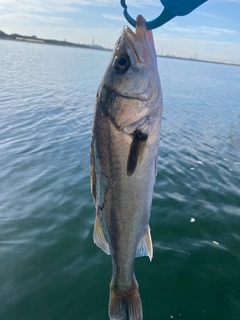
left=136, top=227, right=153, bottom=261
left=93, top=214, right=110, bottom=255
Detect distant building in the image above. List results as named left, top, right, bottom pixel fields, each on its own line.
left=16, top=37, right=44, bottom=44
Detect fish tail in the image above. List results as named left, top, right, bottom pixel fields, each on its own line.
left=109, top=278, right=142, bottom=320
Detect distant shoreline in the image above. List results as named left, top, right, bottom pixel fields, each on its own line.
left=157, top=54, right=240, bottom=67
left=0, top=30, right=112, bottom=53
left=1, top=30, right=239, bottom=67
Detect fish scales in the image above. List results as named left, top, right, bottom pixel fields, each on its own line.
left=90, top=15, right=163, bottom=320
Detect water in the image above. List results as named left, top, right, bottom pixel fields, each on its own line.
left=0, top=40, right=240, bottom=320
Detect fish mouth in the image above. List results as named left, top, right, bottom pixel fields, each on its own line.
left=123, top=15, right=156, bottom=64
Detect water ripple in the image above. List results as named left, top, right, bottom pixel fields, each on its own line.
left=0, top=41, right=240, bottom=320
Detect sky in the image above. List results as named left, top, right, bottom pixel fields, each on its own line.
left=0, top=0, right=240, bottom=63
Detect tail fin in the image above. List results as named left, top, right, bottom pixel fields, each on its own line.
left=108, top=279, right=142, bottom=320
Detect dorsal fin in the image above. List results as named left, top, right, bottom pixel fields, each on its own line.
left=127, top=130, right=148, bottom=176
left=93, top=214, right=110, bottom=255
left=136, top=227, right=153, bottom=261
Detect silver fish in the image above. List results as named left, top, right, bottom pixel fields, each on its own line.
left=90, top=15, right=163, bottom=320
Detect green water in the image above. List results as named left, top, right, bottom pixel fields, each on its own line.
left=0, top=40, right=240, bottom=320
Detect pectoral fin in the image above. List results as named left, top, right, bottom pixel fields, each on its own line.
left=136, top=227, right=153, bottom=261
left=93, top=214, right=110, bottom=255
left=127, top=130, right=148, bottom=176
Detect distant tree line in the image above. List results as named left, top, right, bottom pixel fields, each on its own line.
left=0, top=30, right=111, bottom=51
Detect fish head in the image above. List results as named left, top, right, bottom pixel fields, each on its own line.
left=97, top=15, right=162, bottom=131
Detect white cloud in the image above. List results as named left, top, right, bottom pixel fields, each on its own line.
left=101, top=13, right=125, bottom=22
left=0, top=12, right=69, bottom=24
left=126, top=0, right=162, bottom=8
left=226, top=0, right=240, bottom=3
left=200, top=26, right=238, bottom=36
left=0, top=0, right=119, bottom=14
left=197, top=11, right=218, bottom=19
left=163, top=26, right=196, bottom=34
left=161, top=23, right=238, bottom=37
left=0, top=0, right=162, bottom=14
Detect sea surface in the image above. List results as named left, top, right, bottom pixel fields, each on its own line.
left=0, top=39, right=240, bottom=320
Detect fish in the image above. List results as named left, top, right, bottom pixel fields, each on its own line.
left=90, top=15, right=163, bottom=320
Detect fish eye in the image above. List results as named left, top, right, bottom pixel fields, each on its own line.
left=113, top=54, right=130, bottom=73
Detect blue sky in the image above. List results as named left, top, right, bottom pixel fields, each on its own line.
left=0, top=0, right=240, bottom=63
